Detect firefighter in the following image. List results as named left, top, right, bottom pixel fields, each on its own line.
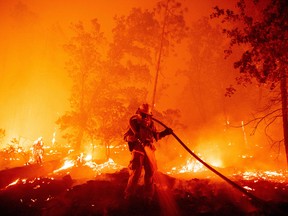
left=124, top=103, right=173, bottom=202
left=33, top=137, right=44, bottom=164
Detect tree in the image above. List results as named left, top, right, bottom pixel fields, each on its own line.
left=57, top=1, right=187, bottom=158
left=56, top=19, right=106, bottom=152
left=95, top=2, right=187, bottom=156
left=211, top=0, right=288, bottom=166
left=183, top=17, right=233, bottom=124
left=110, top=0, right=187, bottom=107
left=152, top=0, right=188, bottom=106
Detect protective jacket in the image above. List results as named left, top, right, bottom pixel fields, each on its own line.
left=124, top=114, right=169, bottom=153
left=124, top=111, right=173, bottom=201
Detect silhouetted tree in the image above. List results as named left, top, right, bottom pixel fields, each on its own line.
left=212, top=0, right=288, bottom=166
left=152, top=0, right=188, bottom=106
left=110, top=0, right=187, bottom=107
left=58, top=1, right=187, bottom=157
left=56, top=19, right=106, bottom=152
left=184, top=17, right=233, bottom=124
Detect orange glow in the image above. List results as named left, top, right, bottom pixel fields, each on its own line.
left=0, top=0, right=286, bottom=176
left=84, top=158, right=124, bottom=175
left=237, top=170, right=287, bottom=183
left=53, top=160, right=75, bottom=173
left=6, top=178, right=20, bottom=187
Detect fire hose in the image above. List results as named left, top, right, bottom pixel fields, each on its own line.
left=152, top=117, right=285, bottom=215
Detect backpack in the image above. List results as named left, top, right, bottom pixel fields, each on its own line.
left=124, top=128, right=135, bottom=152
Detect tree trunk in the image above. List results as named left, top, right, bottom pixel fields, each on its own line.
left=151, top=0, right=169, bottom=108
left=76, top=129, right=84, bottom=152
left=280, top=68, right=288, bottom=167
left=105, top=142, right=110, bottom=159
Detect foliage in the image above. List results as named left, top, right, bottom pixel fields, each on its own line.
left=151, top=0, right=188, bottom=105
left=154, top=0, right=188, bottom=51
left=211, top=0, right=288, bottom=162
left=211, top=0, right=288, bottom=91
left=108, top=1, right=187, bottom=117
left=57, top=1, right=187, bottom=156
left=183, top=17, right=233, bottom=123
left=56, top=19, right=106, bottom=151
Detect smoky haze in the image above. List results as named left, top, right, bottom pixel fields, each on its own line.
left=0, top=0, right=285, bottom=170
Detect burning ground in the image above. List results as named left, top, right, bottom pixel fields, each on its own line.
left=0, top=149, right=288, bottom=216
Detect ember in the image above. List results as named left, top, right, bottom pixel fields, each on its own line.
left=53, top=160, right=74, bottom=173
left=169, top=157, right=206, bottom=174
left=234, top=170, right=288, bottom=183
left=6, top=178, right=20, bottom=188
left=1, top=0, right=288, bottom=215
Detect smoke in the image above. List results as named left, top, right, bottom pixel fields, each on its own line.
left=0, top=0, right=285, bottom=170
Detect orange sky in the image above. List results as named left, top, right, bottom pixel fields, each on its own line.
left=0, top=0, right=285, bottom=169
left=0, top=0, right=219, bottom=144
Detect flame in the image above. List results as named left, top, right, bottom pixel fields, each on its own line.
left=168, top=157, right=205, bottom=175
left=167, top=154, right=224, bottom=175
left=53, top=160, right=75, bottom=173
left=243, top=185, right=254, bottom=191
left=1, top=136, right=286, bottom=185
left=76, top=153, right=93, bottom=164
left=7, top=178, right=20, bottom=187
left=51, top=152, right=124, bottom=176
left=178, top=158, right=204, bottom=173
left=84, top=154, right=92, bottom=161
left=52, top=130, right=56, bottom=145
left=235, top=170, right=288, bottom=182
left=83, top=158, right=124, bottom=175
left=2, top=178, right=27, bottom=190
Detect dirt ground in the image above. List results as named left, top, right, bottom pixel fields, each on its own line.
left=0, top=161, right=287, bottom=216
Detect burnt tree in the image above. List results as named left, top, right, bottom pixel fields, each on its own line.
left=212, top=0, right=288, bottom=166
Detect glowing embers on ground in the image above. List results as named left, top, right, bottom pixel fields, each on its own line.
left=233, top=170, right=288, bottom=183
left=3, top=177, right=43, bottom=191
left=53, top=159, right=75, bottom=173
left=168, top=157, right=206, bottom=174
left=85, top=158, right=124, bottom=175
left=5, top=178, right=21, bottom=189
left=52, top=153, right=124, bottom=176
left=167, top=153, right=223, bottom=175
left=166, top=154, right=288, bottom=183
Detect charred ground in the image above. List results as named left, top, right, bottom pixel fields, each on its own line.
left=0, top=161, right=287, bottom=216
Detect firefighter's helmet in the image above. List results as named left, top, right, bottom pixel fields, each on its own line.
left=137, top=103, right=152, bottom=116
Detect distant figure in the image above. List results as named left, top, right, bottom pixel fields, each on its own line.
left=123, top=103, right=173, bottom=202
left=33, top=137, right=44, bottom=164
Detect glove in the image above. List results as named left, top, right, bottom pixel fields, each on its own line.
left=159, top=127, right=173, bottom=138
left=164, top=127, right=173, bottom=135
